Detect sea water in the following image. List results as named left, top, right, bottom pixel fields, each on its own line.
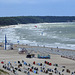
left=0, top=22, right=75, bottom=50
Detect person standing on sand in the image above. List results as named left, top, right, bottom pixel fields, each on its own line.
left=57, top=46, right=59, bottom=52
left=57, top=46, right=58, bottom=49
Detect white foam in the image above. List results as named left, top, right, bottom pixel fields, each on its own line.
left=1, top=23, right=75, bottom=51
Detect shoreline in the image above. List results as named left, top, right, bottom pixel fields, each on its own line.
left=0, top=22, right=74, bottom=29
left=1, top=42, right=75, bottom=51
left=0, top=43, right=75, bottom=57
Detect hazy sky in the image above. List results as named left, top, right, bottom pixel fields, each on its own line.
left=0, top=0, right=75, bottom=17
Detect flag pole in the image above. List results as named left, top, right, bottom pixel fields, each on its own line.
left=5, top=34, right=7, bottom=50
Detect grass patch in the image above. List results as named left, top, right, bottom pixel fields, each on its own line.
left=0, top=69, right=9, bottom=75
left=0, top=72, right=1, bottom=74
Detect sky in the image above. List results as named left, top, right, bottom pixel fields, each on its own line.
left=0, top=0, right=75, bottom=17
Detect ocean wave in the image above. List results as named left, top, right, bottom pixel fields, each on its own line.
left=0, top=23, right=75, bottom=50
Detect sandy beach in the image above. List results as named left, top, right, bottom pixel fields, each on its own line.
left=0, top=43, right=75, bottom=75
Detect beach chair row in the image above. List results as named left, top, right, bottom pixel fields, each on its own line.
left=1, top=60, right=75, bottom=75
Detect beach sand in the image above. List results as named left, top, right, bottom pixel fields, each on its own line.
left=0, top=43, right=75, bottom=75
